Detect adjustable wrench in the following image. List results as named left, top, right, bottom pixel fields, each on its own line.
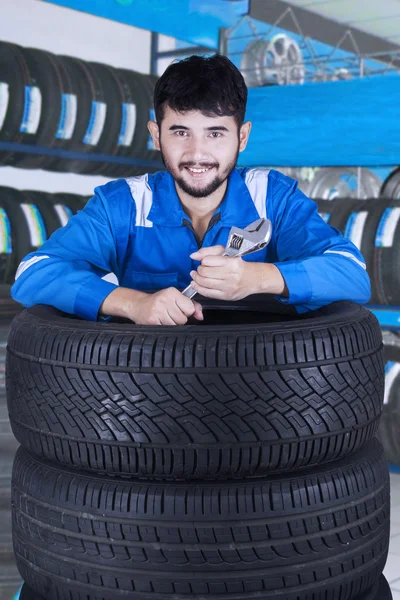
left=182, top=217, right=273, bottom=299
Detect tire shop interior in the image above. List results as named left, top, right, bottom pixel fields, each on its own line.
left=1, top=1, right=400, bottom=599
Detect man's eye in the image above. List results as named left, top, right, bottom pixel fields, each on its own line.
left=175, top=131, right=188, bottom=137
left=210, top=132, right=222, bottom=138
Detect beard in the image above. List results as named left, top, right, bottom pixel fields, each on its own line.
left=160, top=143, right=240, bottom=198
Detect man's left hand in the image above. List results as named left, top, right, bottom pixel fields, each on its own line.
left=189, top=245, right=260, bottom=300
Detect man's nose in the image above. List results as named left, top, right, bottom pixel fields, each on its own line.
left=186, top=137, right=209, bottom=161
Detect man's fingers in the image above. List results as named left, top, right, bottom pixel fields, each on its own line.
left=190, top=245, right=225, bottom=260
left=192, top=265, right=234, bottom=279
left=167, top=304, right=189, bottom=325
left=193, top=300, right=204, bottom=320
left=191, top=285, right=225, bottom=299
left=174, top=293, right=198, bottom=318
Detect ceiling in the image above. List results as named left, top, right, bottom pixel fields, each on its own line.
left=286, top=0, right=400, bottom=44
left=250, top=0, right=400, bottom=58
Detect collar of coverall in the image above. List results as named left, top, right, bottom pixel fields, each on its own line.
left=146, top=167, right=262, bottom=228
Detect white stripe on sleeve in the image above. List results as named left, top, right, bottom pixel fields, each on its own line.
left=323, top=250, right=366, bottom=270
left=15, top=255, right=50, bottom=281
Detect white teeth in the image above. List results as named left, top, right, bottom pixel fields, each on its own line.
left=188, top=167, right=210, bottom=173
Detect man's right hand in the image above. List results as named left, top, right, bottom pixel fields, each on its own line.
left=99, top=286, right=204, bottom=325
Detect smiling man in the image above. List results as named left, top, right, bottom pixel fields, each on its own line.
left=11, top=54, right=370, bottom=325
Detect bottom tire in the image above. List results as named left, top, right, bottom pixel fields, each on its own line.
left=18, top=579, right=392, bottom=600
left=12, top=440, right=390, bottom=600
left=360, top=575, right=392, bottom=600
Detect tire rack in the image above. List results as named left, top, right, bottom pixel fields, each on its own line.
left=0, top=41, right=164, bottom=175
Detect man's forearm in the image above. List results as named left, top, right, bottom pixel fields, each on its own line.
left=251, top=262, right=289, bottom=297
left=99, top=287, right=148, bottom=319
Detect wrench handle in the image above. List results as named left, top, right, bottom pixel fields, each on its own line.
left=182, top=250, right=230, bottom=299
left=182, top=283, right=198, bottom=299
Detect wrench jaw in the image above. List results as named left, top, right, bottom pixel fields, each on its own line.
left=225, top=218, right=272, bottom=257
left=182, top=217, right=273, bottom=298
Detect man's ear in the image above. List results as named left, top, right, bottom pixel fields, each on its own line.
left=147, top=120, right=161, bottom=151
left=239, top=121, right=252, bottom=152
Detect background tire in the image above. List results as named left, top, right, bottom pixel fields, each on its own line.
left=378, top=331, right=400, bottom=465
left=0, top=42, right=31, bottom=166
left=12, top=440, right=390, bottom=600
left=381, top=167, right=400, bottom=200
left=6, top=299, right=384, bottom=479
left=13, top=48, right=64, bottom=170
left=372, top=201, right=400, bottom=305
left=337, top=198, right=392, bottom=304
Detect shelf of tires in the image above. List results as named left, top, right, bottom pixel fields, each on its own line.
left=0, top=40, right=162, bottom=175
left=1, top=297, right=392, bottom=599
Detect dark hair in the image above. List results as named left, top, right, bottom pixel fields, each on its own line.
left=154, top=54, right=248, bottom=128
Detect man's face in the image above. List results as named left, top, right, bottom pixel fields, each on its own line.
left=148, top=106, right=251, bottom=198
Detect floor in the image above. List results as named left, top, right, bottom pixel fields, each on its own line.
left=0, top=319, right=399, bottom=600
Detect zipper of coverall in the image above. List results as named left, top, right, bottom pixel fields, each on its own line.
left=182, top=212, right=221, bottom=249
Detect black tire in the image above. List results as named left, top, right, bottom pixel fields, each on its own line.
left=48, top=56, right=106, bottom=174
left=0, top=285, right=22, bottom=321
left=359, top=576, right=392, bottom=600
left=328, top=198, right=365, bottom=231
left=16, top=576, right=394, bottom=600
left=21, top=191, right=65, bottom=238
left=83, top=63, right=126, bottom=176
left=0, top=42, right=31, bottom=166
left=104, top=69, right=160, bottom=178
left=0, top=187, right=53, bottom=284
left=316, top=198, right=397, bottom=304
left=0, top=187, right=20, bottom=284
left=12, top=440, right=390, bottom=600
left=101, top=68, right=154, bottom=178
left=19, top=586, right=45, bottom=600
left=0, top=187, right=66, bottom=284
left=140, top=73, right=163, bottom=167
left=52, top=192, right=86, bottom=212
left=372, top=200, right=400, bottom=305
left=381, top=166, right=400, bottom=199
left=13, top=48, right=64, bottom=170
left=17, top=581, right=384, bottom=600
left=340, top=199, right=394, bottom=304
left=6, top=298, right=384, bottom=479
left=378, top=331, right=400, bottom=465
left=316, top=198, right=366, bottom=241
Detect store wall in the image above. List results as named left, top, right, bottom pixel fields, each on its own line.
left=0, top=0, right=152, bottom=195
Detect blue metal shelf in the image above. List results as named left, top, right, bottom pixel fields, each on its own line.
left=0, top=141, right=164, bottom=169
left=368, top=306, right=400, bottom=329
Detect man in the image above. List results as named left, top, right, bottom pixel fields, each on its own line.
left=11, top=54, right=370, bottom=325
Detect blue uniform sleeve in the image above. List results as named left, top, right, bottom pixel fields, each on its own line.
left=268, top=171, right=371, bottom=312
left=11, top=181, right=133, bottom=321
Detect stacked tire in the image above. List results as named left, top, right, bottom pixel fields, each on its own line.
left=0, top=41, right=163, bottom=175
left=316, top=197, right=400, bottom=305
left=5, top=296, right=392, bottom=599
left=0, top=323, right=21, bottom=598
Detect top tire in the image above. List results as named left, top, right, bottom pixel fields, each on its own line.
left=6, top=297, right=384, bottom=479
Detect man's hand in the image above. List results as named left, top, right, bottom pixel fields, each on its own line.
left=189, top=245, right=288, bottom=299
left=100, top=287, right=203, bottom=325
